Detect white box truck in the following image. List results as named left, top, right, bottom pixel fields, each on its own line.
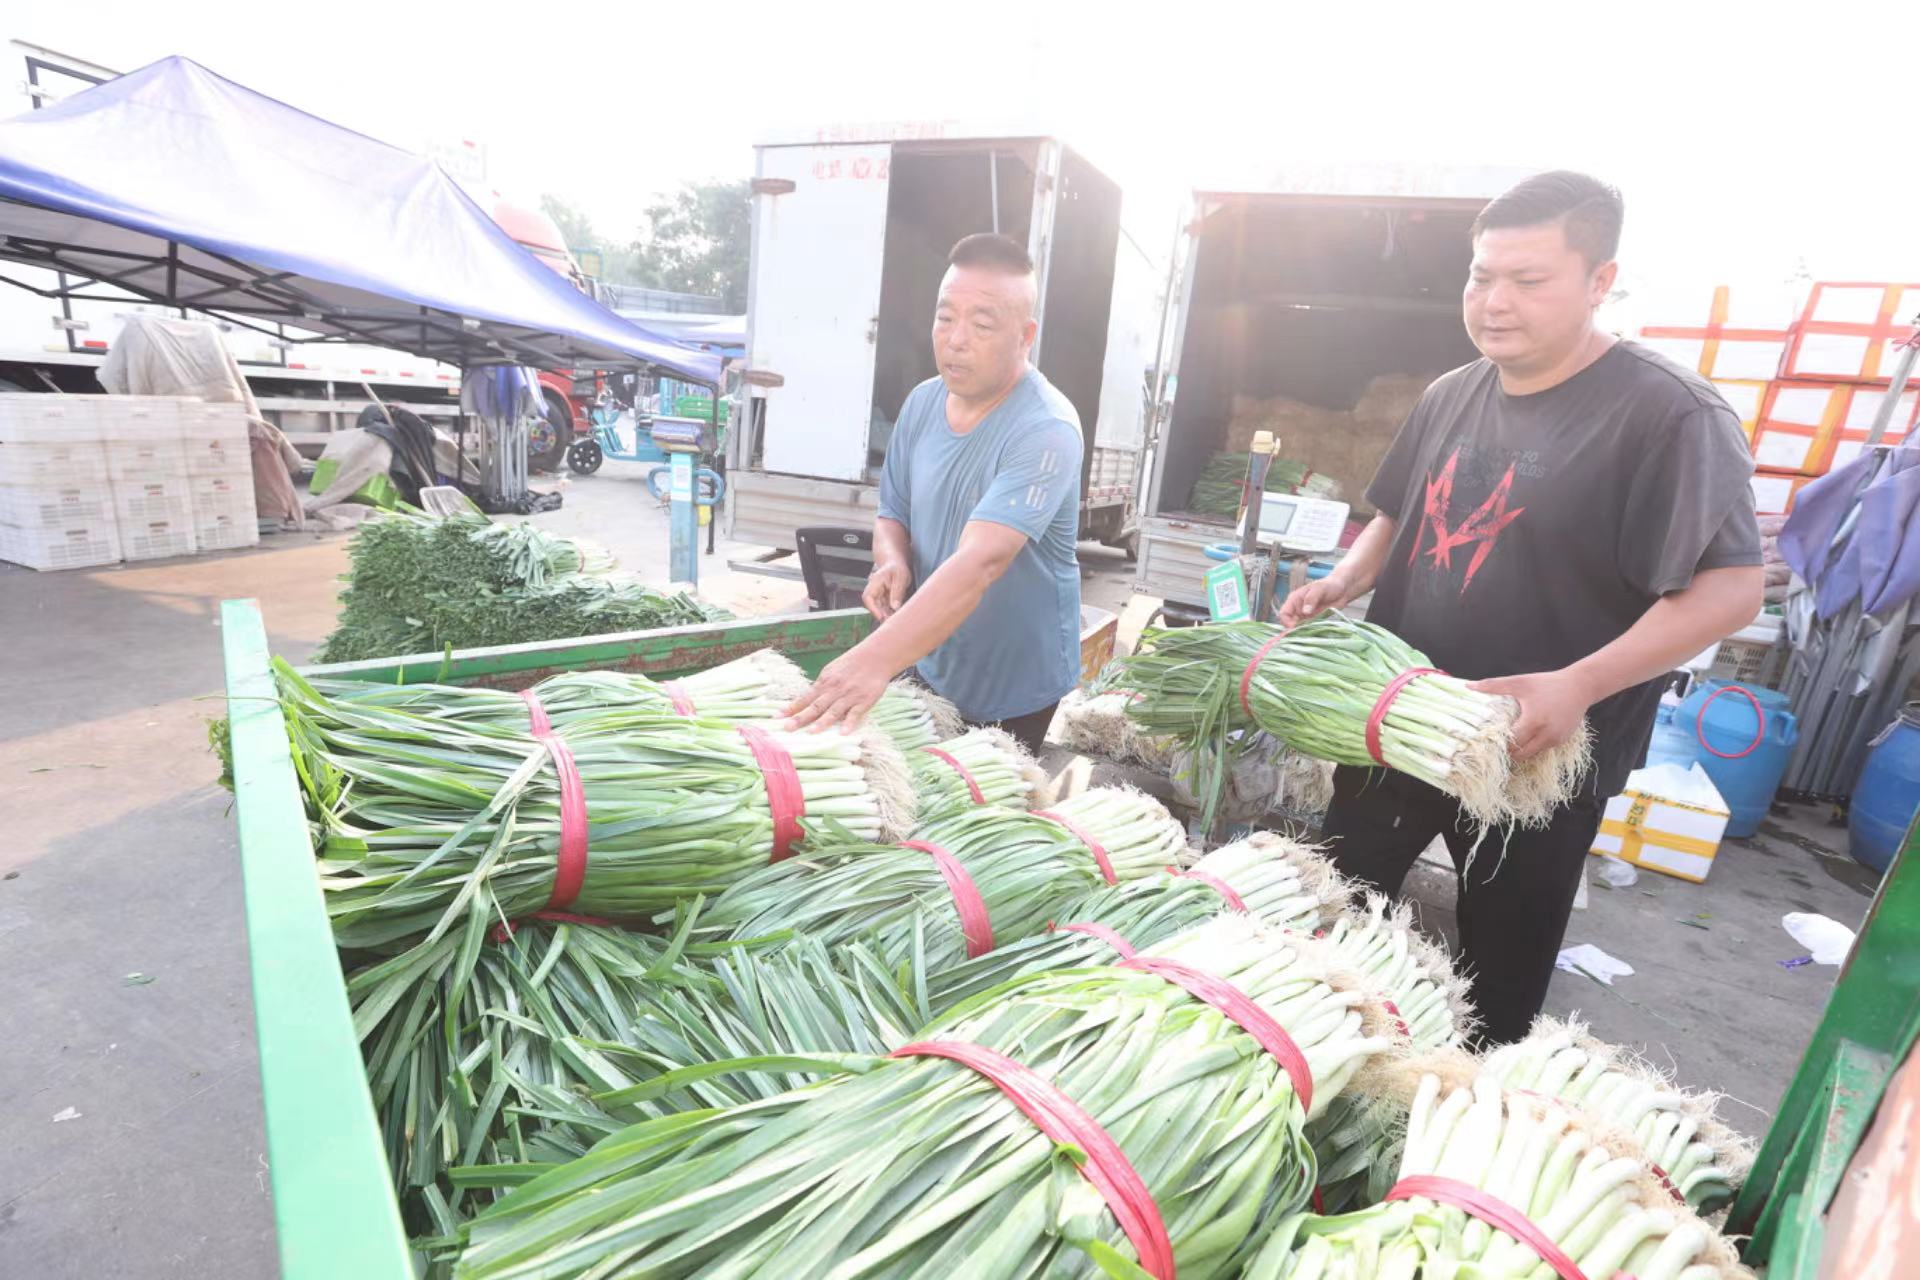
left=727, top=127, right=1146, bottom=553
left=1135, top=167, right=1522, bottom=610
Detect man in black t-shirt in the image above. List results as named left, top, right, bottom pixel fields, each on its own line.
left=1279, top=171, right=1764, bottom=1045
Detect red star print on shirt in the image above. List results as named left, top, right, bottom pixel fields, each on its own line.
left=1409, top=449, right=1527, bottom=591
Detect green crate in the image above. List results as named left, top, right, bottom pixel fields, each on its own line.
left=308, top=458, right=403, bottom=510
left=674, top=393, right=720, bottom=422
left=220, top=601, right=873, bottom=1277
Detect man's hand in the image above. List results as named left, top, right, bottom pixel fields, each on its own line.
left=1277, top=576, right=1350, bottom=630
left=864, top=560, right=911, bottom=622
left=1467, top=669, right=1596, bottom=761
left=783, top=647, right=895, bottom=734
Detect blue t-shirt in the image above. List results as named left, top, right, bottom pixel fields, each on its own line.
left=877, top=368, right=1083, bottom=721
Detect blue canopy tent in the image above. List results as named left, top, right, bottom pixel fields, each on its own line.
left=0, top=55, right=719, bottom=384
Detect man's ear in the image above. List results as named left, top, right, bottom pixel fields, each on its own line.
left=1589, top=259, right=1619, bottom=307
left=1021, top=317, right=1039, bottom=350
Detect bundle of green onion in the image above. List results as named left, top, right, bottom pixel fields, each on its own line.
left=866, top=679, right=965, bottom=752
left=1480, top=1018, right=1754, bottom=1214
left=452, top=916, right=1391, bottom=1279
left=908, top=726, right=1055, bottom=818
left=280, top=665, right=916, bottom=951
left=1185, top=450, right=1335, bottom=519
left=1244, top=1071, right=1751, bottom=1280
left=1057, top=686, right=1177, bottom=768
left=690, top=788, right=1186, bottom=973
left=1115, top=616, right=1592, bottom=828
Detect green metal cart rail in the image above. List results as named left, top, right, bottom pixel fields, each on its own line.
left=220, top=599, right=874, bottom=1280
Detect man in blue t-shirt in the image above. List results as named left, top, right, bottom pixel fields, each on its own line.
left=784, top=233, right=1083, bottom=752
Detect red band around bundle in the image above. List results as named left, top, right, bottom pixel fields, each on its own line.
left=1119, top=956, right=1315, bottom=1113
left=1050, top=920, right=1137, bottom=958
left=1168, top=866, right=1247, bottom=913
left=901, top=840, right=995, bottom=957
left=1033, top=809, right=1118, bottom=884
left=1365, top=667, right=1442, bottom=766
left=540, top=734, right=590, bottom=908
left=1385, top=1176, right=1588, bottom=1280
left=1238, top=634, right=1287, bottom=717
left=1382, top=998, right=1412, bottom=1040
left=489, top=910, right=617, bottom=944
left=520, top=688, right=553, bottom=737
left=921, top=746, right=986, bottom=804
left=737, top=725, right=806, bottom=862
left=891, top=1040, right=1174, bottom=1278
left=662, top=679, right=697, bottom=718
left=1649, top=1163, right=1686, bottom=1206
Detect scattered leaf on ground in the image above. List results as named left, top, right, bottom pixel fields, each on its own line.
left=123, top=972, right=156, bottom=986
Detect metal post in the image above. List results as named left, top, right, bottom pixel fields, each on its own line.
left=669, top=450, right=697, bottom=586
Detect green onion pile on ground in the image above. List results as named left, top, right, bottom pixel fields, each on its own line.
left=908, top=726, right=1055, bottom=818
left=1243, top=1070, right=1753, bottom=1280
left=1480, top=1018, right=1755, bottom=1215
left=318, top=511, right=725, bottom=662
left=449, top=915, right=1391, bottom=1280
left=689, top=787, right=1186, bottom=973
left=279, top=661, right=915, bottom=951
left=1113, top=615, right=1592, bottom=828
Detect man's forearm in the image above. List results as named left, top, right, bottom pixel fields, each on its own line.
left=1327, top=515, right=1397, bottom=599
left=1565, top=566, right=1765, bottom=703
left=856, top=551, right=999, bottom=674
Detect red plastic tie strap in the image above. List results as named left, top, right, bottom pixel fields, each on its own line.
left=921, top=746, right=986, bottom=805
left=891, top=1040, right=1174, bottom=1278
left=1382, top=999, right=1413, bottom=1040
left=1238, top=633, right=1287, bottom=717
left=1386, top=1176, right=1587, bottom=1280
left=1168, top=866, right=1247, bottom=913
left=737, top=725, right=806, bottom=862
left=489, top=910, right=617, bottom=944
left=1050, top=921, right=1137, bottom=958
left=1365, top=667, right=1442, bottom=766
left=1120, top=956, right=1315, bottom=1114
left=1649, top=1163, right=1687, bottom=1206
left=662, top=679, right=697, bottom=718
left=1034, top=808, right=1118, bottom=884
left=520, top=688, right=553, bottom=737
left=540, top=734, right=590, bottom=908
left=901, top=840, right=995, bottom=957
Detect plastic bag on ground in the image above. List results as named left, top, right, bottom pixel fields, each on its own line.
left=1782, top=912, right=1857, bottom=965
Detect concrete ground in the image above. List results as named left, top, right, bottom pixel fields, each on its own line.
left=0, top=461, right=1887, bottom=1275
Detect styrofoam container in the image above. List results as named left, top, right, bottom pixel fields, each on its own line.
left=119, top=515, right=197, bottom=561
left=0, top=517, right=122, bottom=571
left=0, top=480, right=116, bottom=529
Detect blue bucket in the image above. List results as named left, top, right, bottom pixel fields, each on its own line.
left=1673, top=680, right=1797, bottom=838
left=1849, top=704, right=1920, bottom=874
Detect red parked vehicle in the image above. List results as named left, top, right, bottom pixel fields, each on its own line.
left=488, top=196, right=599, bottom=471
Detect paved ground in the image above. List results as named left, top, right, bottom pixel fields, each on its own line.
left=0, top=462, right=1887, bottom=1275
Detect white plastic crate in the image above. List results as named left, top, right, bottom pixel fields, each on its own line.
left=0, top=480, right=116, bottom=529
left=0, top=438, right=109, bottom=487
left=119, top=515, right=197, bottom=561
left=0, top=517, right=122, bottom=571
left=181, top=403, right=251, bottom=475
left=194, top=511, right=260, bottom=551
left=112, top=474, right=195, bottom=524
left=188, top=471, right=257, bottom=532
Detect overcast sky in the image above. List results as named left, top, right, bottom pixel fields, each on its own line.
left=14, top=0, right=1916, bottom=314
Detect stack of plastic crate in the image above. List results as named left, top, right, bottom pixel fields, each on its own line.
left=104, top=398, right=198, bottom=562
left=0, top=395, right=123, bottom=571
left=181, top=403, right=258, bottom=551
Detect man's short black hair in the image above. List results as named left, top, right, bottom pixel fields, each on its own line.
left=949, top=232, right=1034, bottom=275
left=1471, top=171, right=1624, bottom=268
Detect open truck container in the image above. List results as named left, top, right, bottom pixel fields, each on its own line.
left=728, top=129, right=1142, bottom=553
left=1135, top=170, right=1518, bottom=609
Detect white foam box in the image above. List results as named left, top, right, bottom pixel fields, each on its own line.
left=1591, top=768, right=1732, bottom=883
left=1783, top=282, right=1920, bottom=382
left=0, top=479, right=116, bottom=529
left=118, top=514, right=197, bottom=561
left=1637, top=284, right=1797, bottom=381
left=0, top=517, right=121, bottom=571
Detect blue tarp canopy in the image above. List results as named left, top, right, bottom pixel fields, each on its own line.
left=0, top=56, right=720, bottom=383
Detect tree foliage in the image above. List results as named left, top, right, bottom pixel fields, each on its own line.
left=540, top=180, right=749, bottom=309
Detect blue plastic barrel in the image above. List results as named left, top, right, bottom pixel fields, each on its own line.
left=1641, top=702, right=1700, bottom=771
left=1849, top=704, right=1920, bottom=874
left=1673, top=679, right=1797, bottom=838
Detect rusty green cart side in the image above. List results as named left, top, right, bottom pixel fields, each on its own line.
left=219, top=599, right=874, bottom=1280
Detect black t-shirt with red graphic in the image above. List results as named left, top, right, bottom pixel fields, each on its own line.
left=1364, top=340, right=1763, bottom=799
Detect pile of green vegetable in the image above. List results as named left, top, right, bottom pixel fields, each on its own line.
left=1185, top=449, right=1342, bottom=518
left=318, top=512, right=726, bottom=662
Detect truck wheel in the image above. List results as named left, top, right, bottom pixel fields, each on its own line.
left=1119, top=530, right=1139, bottom=561
left=567, top=438, right=604, bottom=475
left=529, top=388, right=573, bottom=472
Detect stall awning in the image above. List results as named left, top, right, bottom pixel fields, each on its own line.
left=0, top=56, right=720, bottom=383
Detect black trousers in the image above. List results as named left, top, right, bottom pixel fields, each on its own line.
left=968, top=700, right=1061, bottom=757
left=1318, top=765, right=1603, bottom=1046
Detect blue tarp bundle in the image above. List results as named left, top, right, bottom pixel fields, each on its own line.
left=0, top=56, right=719, bottom=383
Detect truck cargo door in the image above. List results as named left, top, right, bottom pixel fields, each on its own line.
left=747, top=143, right=892, bottom=482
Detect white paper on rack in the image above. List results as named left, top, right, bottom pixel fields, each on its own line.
left=1783, top=912, right=1857, bottom=965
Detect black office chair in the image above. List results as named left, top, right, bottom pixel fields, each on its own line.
left=795, top=527, right=875, bottom=612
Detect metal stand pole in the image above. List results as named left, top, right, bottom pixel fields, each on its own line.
left=669, top=450, right=697, bottom=587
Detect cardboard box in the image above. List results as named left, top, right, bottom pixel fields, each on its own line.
left=1591, top=764, right=1731, bottom=883
left=1782, top=282, right=1920, bottom=383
